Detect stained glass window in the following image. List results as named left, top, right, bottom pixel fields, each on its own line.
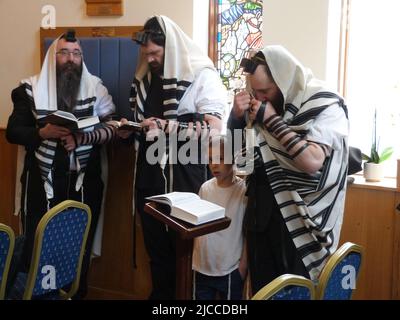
left=215, top=0, right=263, bottom=92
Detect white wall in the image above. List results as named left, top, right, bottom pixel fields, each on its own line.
left=192, top=0, right=209, bottom=56
left=0, top=0, right=194, bottom=127
left=263, top=0, right=331, bottom=80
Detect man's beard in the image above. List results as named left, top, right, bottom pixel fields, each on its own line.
left=271, top=91, right=284, bottom=115
left=149, top=62, right=163, bottom=75
left=56, top=61, right=83, bottom=112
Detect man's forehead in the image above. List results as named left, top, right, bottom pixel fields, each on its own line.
left=141, top=40, right=163, bottom=53
left=250, top=65, right=273, bottom=86
left=56, top=39, right=81, bottom=51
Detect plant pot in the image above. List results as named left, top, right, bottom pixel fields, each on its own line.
left=363, top=162, right=384, bottom=182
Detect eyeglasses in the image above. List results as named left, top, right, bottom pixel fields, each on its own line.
left=56, top=49, right=83, bottom=59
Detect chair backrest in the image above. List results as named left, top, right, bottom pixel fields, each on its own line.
left=251, top=274, right=316, bottom=300
left=0, top=223, right=15, bottom=299
left=44, top=37, right=140, bottom=119
left=316, top=242, right=364, bottom=300
left=23, top=200, right=91, bottom=300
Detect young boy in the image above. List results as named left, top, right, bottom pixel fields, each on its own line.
left=192, top=135, right=248, bottom=300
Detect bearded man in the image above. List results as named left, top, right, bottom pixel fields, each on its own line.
left=118, top=16, right=227, bottom=299
left=229, top=46, right=349, bottom=294
left=6, top=30, right=116, bottom=299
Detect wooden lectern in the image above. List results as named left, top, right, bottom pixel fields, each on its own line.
left=144, top=202, right=231, bottom=300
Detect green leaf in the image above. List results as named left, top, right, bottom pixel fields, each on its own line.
left=379, top=147, right=394, bottom=163
left=361, top=153, right=371, bottom=162
left=371, top=149, right=380, bottom=163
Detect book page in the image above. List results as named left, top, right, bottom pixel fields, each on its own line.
left=147, top=192, right=199, bottom=206
left=77, top=115, right=99, bottom=129
left=38, top=111, right=99, bottom=130
left=173, top=199, right=225, bottom=224
left=38, top=112, right=77, bottom=128
left=52, top=110, right=78, bottom=121
left=174, top=199, right=222, bottom=217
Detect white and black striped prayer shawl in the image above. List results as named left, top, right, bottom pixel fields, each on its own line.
left=254, top=46, right=349, bottom=280
left=129, top=15, right=217, bottom=195
left=21, top=36, right=105, bottom=200
left=130, top=15, right=215, bottom=122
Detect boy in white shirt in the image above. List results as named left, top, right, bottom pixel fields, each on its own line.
left=192, top=135, right=248, bottom=300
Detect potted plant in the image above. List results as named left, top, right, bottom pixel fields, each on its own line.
left=362, top=110, right=394, bottom=181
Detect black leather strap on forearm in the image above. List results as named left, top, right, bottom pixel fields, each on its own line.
left=193, top=112, right=205, bottom=123
left=256, top=102, right=266, bottom=124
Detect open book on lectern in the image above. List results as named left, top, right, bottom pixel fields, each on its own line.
left=146, top=192, right=225, bottom=225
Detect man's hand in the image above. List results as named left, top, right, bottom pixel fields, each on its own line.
left=238, top=259, right=248, bottom=281
left=238, top=241, right=248, bottom=280
left=116, top=118, right=137, bottom=139
left=61, top=134, right=79, bottom=152
left=248, top=100, right=278, bottom=123
left=232, top=91, right=252, bottom=119
left=142, top=117, right=166, bottom=140
left=203, top=114, right=222, bottom=136
left=39, top=124, right=71, bottom=140
left=248, top=98, right=262, bottom=122
left=141, top=117, right=167, bottom=131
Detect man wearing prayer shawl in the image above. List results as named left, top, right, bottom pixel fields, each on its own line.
left=6, top=30, right=116, bottom=299
left=228, top=45, right=349, bottom=294
left=120, top=15, right=226, bottom=299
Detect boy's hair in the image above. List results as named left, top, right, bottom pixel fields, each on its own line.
left=209, top=135, right=233, bottom=164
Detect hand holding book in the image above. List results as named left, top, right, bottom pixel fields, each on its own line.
left=114, top=120, right=142, bottom=131
left=38, top=110, right=99, bottom=131
left=109, top=118, right=142, bottom=139
left=38, top=123, right=72, bottom=140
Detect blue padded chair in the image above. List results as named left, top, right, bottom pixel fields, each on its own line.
left=0, top=224, right=15, bottom=299
left=9, top=200, right=91, bottom=300
left=44, top=37, right=139, bottom=119
left=316, top=242, right=364, bottom=300
left=251, top=274, right=315, bottom=300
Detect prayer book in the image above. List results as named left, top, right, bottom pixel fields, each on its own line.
left=146, top=192, right=225, bottom=225
left=39, top=110, right=99, bottom=130
left=109, top=120, right=142, bottom=131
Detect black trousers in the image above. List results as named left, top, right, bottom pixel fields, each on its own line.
left=136, top=188, right=177, bottom=300
left=244, top=169, right=310, bottom=295
left=19, top=162, right=103, bottom=299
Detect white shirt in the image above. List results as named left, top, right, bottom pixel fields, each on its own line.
left=70, top=80, right=115, bottom=170
left=92, top=79, right=116, bottom=118
left=192, top=177, right=247, bottom=276
left=177, top=68, right=227, bottom=117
